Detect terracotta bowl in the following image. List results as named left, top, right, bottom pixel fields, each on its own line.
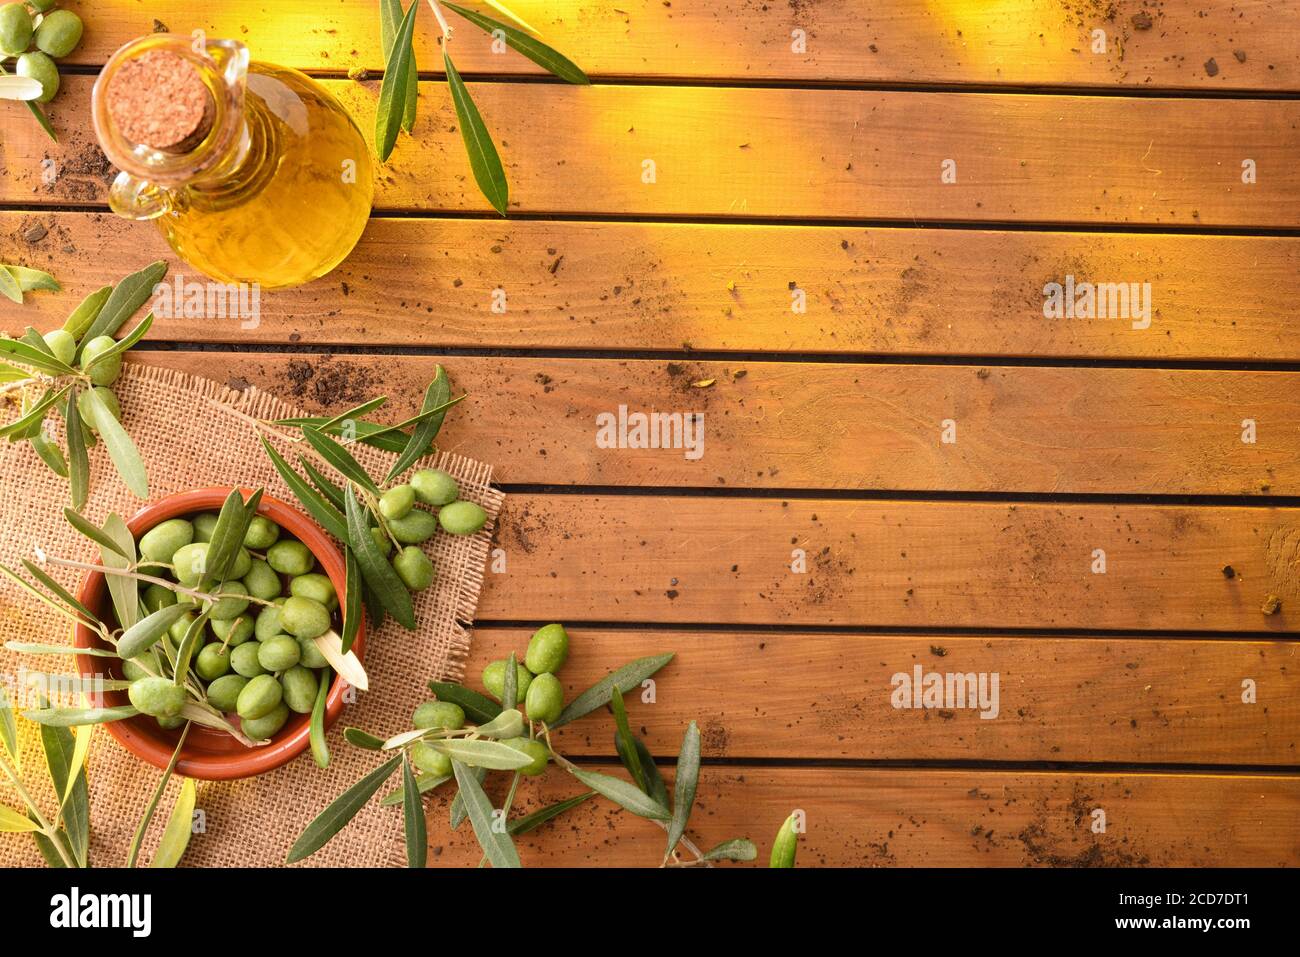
left=73, top=487, right=364, bottom=780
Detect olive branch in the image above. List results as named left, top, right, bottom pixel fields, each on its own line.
left=375, top=0, right=589, bottom=215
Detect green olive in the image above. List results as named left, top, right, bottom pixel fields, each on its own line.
left=257, top=634, right=301, bottom=673
left=502, top=737, right=549, bottom=776
left=391, top=545, right=435, bottom=591
left=236, top=673, right=282, bottom=720
left=411, top=469, right=459, bottom=506
left=171, top=542, right=209, bottom=586
left=267, top=539, right=314, bottom=576
left=138, top=519, right=195, bottom=565
left=241, top=703, right=289, bottom=741
left=410, top=741, right=453, bottom=777
left=411, top=700, right=465, bottom=731
left=156, top=715, right=185, bottom=731
left=254, top=599, right=286, bottom=641
left=142, top=583, right=178, bottom=614
left=204, top=582, right=249, bottom=621
left=41, top=329, right=75, bottom=365
left=78, top=334, right=120, bottom=384
left=77, top=386, right=121, bottom=432
left=195, top=642, right=231, bottom=681
left=229, top=641, right=266, bottom=678
left=280, top=665, right=318, bottom=714
left=128, top=676, right=186, bottom=718
left=280, top=596, right=331, bottom=640
left=0, top=4, right=33, bottom=57
left=289, top=572, right=337, bottom=611
left=210, top=614, right=254, bottom=646
left=168, top=611, right=197, bottom=645
left=437, top=500, right=487, bottom=536
left=482, top=659, right=533, bottom=703
left=242, top=514, right=281, bottom=550
left=226, top=547, right=252, bottom=579
left=386, top=508, right=438, bottom=544
left=34, top=9, right=82, bottom=58
left=379, top=484, right=415, bottom=520
left=297, top=635, right=329, bottom=669
left=121, top=656, right=152, bottom=682
left=205, top=674, right=248, bottom=712
left=242, top=558, right=281, bottom=601
left=192, top=512, right=220, bottom=542
left=525, top=623, right=569, bottom=675
left=524, top=672, right=564, bottom=724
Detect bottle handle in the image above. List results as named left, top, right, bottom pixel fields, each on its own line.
left=108, top=171, right=173, bottom=221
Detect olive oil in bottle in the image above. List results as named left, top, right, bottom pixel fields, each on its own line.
left=92, top=35, right=373, bottom=289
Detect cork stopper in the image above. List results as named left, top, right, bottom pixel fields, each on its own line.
left=104, top=50, right=215, bottom=153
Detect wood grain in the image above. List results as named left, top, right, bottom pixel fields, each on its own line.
left=419, top=765, right=1300, bottom=866
left=468, top=496, right=1300, bottom=632
left=6, top=213, right=1300, bottom=360
left=463, top=628, right=1300, bottom=765
left=11, top=79, right=1300, bottom=226
left=59, top=0, right=1300, bottom=90
left=121, top=352, right=1300, bottom=496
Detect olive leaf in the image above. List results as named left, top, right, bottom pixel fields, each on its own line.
left=287, top=754, right=403, bottom=863
left=21, top=558, right=97, bottom=622
left=171, top=607, right=213, bottom=687
left=116, top=602, right=195, bottom=660
left=502, top=650, right=518, bottom=712
left=84, top=388, right=148, bottom=499
left=127, top=724, right=191, bottom=868
left=427, top=681, right=501, bottom=725
left=199, top=487, right=263, bottom=589
left=609, top=686, right=646, bottom=793
left=664, top=720, right=700, bottom=859
left=0, top=805, right=40, bottom=832
left=569, top=767, right=671, bottom=821
left=340, top=551, right=361, bottom=655
left=24, top=705, right=139, bottom=726
left=384, top=368, right=451, bottom=483
left=4, top=642, right=117, bottom=658
left=275, top=418, right=409, bottom=454
left=300, top=457, right=346, bottom=511
left=0, top=564, right=98, bottom=632
left=0, top=338, right=77, bottom=376
left=309, top=669, right=331, bottom=770
left=30, top=427, right=67, bottom=478
left=355, top=394, right=463, bottom=447
left=379, top=0, right=417, bottom=133
left=61, top=722, right=95, bottom=811
left=79, top=311, right=154, bottom=378
left=100, top=513, right=140, bottom=631
left=507, top=792, right=595, bottom=836
left=473, top=708, right=524, bottom=740
left=344, top=485, right=415, bottom=630
left=259, top=437, right=349, bottom=542
left=318, top=396, right=389, bottom=431
left=452, top=760, right=521, bottom=868
left=0, top=686, right=19, bottom=770
left=63, top=506, right=130, bottom=558
left=0, top=268, right=21, bottom=304
left=769, top=812, right=798, bottom=868
left=344, top=726, right=385, bottom=750
left=40, top=721, right=89, bottom=866
left=149, top=776, right=196, bottom=868
left=376, top=0, right=419, bottom=162
left=312, top=630, right=369, bottom=691
left=302, top=427, right=381, bottom=495
left=64, top=395, right=89, bottom=509
left=5, top=265, right=60, bottom=292
left=75, top=260, right=167, bottom=354
left=0, top=385, right=68, bottom=440
left=444, top=53, right=509, bottom=216
left=402, top=757, right=427, bottom=868
left=553, top=653, right=675, bottom=729
left=442, top=2, right=589, bottom=84
left=704, top=838, right=758, bottom=862
left=31, top=820, right=74, bottom=865
left=428, top=738, right=534, bottom=770
left=63, top=285, right=112, bottom=339
left=449, top=765, right=486, bottom=829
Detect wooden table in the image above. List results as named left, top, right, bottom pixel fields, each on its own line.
left=4, top=1, right=1299, bottom=866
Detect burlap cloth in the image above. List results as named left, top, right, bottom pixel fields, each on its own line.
left=0, top=361, right=502, bottom=867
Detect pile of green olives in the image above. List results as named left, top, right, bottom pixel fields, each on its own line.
left=375, top=468, right=485, bottom=594
left=123, top=510, right=341, bottom=742
left=0, top=3, right=84, bottom=105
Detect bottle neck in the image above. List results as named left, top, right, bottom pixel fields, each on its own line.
left=92, top=35, right=251, bottom=220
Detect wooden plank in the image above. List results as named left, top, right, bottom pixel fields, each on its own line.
left=420, top=766, right=1300, bottom=866
left=11, top=79, right=1300, bottom=226
left=62, top=1, right=1300, bottom=90
left=468, top=496, right=1300, bottom=632
left=464, top=628, right=1300, bottom=765
left=7, top=213, right=1300, bottom=360
left=124, top=352, right=1300, bottom=496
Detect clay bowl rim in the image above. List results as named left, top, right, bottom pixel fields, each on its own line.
left=72, top=487, right=364, bottom=781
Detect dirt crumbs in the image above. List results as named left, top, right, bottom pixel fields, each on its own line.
left=282, top=357, right=377, bottom=409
